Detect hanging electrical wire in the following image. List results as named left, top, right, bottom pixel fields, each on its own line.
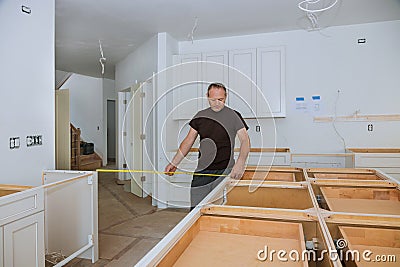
left=298, top=0, right=338, bottom=31
left=98, top=40, right=106, bottom=76
left=306, top=12, right=319, bottom=30
left=332, top=90, right=347, bottom=152
left=187, top=17, right=198, bottom=44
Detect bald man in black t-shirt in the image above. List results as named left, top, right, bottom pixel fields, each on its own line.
left=165, top=82, right=250, bottom=209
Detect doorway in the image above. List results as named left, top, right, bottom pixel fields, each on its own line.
left=107, top=100, right=116, bottom=164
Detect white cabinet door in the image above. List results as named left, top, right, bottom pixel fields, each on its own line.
left=202, top=51, right=229, bottom=109
left=172, top=53, right=202, bottom=120
left=228, top=49, right=257, bottom=118
left=256, top=46, right=286, bottom=117
left=4, top=212, right=45, bottom=267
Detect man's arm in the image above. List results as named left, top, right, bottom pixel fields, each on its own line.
left=230, top=128, right=250, bottom=179
left=165, top=127, right=198, bottom=176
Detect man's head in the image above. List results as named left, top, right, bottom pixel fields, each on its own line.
left=207, top=83, right=227, bottom=112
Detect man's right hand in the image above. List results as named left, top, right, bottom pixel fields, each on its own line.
left=164, top=164, right=177, bottom=176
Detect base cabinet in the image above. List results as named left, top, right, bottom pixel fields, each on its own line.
left=348, top=148, right=400, bottom=182
left=3, top=212, right=45, bottom=267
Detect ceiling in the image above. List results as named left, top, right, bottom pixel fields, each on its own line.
left=56, top=0, right=400, bottom=79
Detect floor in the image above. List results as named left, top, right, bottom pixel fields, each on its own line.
left=64, top=165, right=189, bottom=266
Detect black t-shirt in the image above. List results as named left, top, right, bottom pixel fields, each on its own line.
left=189, top=106, right=248, bottom=171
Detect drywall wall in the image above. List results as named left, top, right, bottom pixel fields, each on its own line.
left=115, top=35, right=158, bottom=91
left=177, top=20, right=400, bottom=154
left=114, top=34, right=158, bottom=183
left=103, top=78, right=116, bottom=165
left=0, top=0, right=55, bottom=186
left=156, top=33, right=179, bottom=208
left=61, top=74, right=105, bottom=160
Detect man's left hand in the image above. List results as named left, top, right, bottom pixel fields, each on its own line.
left=229, top=163, right=245, bottom=180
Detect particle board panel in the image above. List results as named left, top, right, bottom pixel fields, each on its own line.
left=242, top=170, right=295, bottom=181
left=311, top=173, right=382, bottom=180
left=306, top=168, right=383, bottom=180
left=320, top=187, right=400, bottom=215
left=226, top=186, right=314, bottom=210
left=243, top=167, right=304, bottom=182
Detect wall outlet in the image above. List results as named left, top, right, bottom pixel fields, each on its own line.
left=26, top=135, right=43, bottom=147
left=255, top=125, right=261, bottom=132
left=367, top=124, right=373, bottom=132
left=10, top=137, right=20, bottom=149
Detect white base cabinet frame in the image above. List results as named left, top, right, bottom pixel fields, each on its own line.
left=43, top=170, right=99, bottom=264
left=3, top=212, right=45, bottom=267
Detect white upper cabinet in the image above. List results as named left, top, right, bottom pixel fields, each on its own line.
left=172, top=53, right=202, bottom=120
left=256, top=46, right=286, bottom=117
left=201, top=51, right=229, bottom=109
left=228, top=49, right=257, bottom=118
left=173, top=46, right=286, bottom=119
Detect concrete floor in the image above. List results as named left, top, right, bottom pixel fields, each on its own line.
left=64, top=166, right=189, bottom=266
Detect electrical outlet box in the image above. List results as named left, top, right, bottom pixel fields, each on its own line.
left=255, top=126, right=261, bottom=132
left=26, top=135, right=43, bottom=147
left=10, top=137, right=20, bottom=149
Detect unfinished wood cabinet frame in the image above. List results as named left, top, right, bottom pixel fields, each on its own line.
left=138, top=167, right=400, bottom=267
left=159, top=215, right=309, bottom=267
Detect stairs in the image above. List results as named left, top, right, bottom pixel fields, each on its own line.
left=71, top=123, right=102, bottom=171
left=79, top=153, right=103, bottom=171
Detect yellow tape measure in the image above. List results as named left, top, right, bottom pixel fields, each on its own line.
left=96, top=169, right=228, bottom=177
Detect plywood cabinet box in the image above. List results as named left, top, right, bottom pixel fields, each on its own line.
left=138, top=167, right=399, bottom=266
left=0, top=170, right=98, bottom=267
left=166, top=148, right=291, bottom=208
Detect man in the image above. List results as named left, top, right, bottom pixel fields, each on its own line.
left=165, top=82, right=250, bottom=209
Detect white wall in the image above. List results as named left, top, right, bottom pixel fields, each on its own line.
left=61, top=74, right=105, bottom=160
left=0, top=0, right=55, bottom=186
left=55, top=70, right=70, bottom=87
left=115, top=35, right=158, bottom=91
left=114, top=34, right=159, bottom=181
left=103, top=78, right=116, bottom=165
left=178, top=20, right=400, bottom=153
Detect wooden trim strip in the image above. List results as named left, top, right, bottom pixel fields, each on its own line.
left=322, top=211, right=400, bottom=227
left=201, top=205, right=318, bottom=222
left=307, top=178, right=397, bottom=188
left=42, top=173, right=93, bottom=189
left=347, top=147, right=400, bottom=153
left=229, top=180, right=308, bottom=188
left=314, top=114, right=400, bottom=123
left=245, top=166, right=303, bottom=172
left=306, top=168, right=375, bottom=174
left=0, top=184, right=33, bottom=191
